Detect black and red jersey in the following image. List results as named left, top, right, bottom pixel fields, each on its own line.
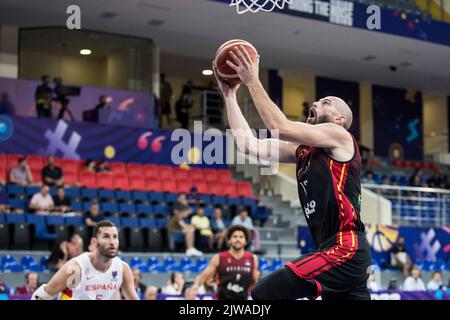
left=217, top=251, right=254, bottom=300
left=295, top=135, right=366, bottom=249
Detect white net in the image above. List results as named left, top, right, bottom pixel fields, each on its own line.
left=229, top=0, right=293, bottom=14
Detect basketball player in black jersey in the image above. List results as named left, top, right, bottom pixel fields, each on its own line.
left=192, top=225, right=259, bottom=300
left=212, top=46, right=372, bottom=300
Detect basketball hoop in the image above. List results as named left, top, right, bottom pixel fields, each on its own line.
left=229, top=0, right=293, bottom=14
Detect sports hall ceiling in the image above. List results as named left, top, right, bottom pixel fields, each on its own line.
left=0, top=0, right=449, bottom=94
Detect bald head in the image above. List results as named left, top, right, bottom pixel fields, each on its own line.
left=306, top=96, right=353, bottom=130
left=327, top=96, right=353, bottom=130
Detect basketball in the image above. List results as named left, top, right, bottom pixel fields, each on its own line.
left=214, top=39, right=259, bottom=85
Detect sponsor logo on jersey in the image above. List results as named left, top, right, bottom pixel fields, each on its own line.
left=111, top=270, right=118, bottom=282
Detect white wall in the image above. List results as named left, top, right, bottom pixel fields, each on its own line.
left=0, top=25, right=18, bottom=78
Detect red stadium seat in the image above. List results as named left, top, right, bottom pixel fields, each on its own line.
left=0, top=167, right=7, bottom=182
left=223, top=182, right=238, bottom=197
left=146, top=179, right=162, bottom=192
left=111, top=162, right=126, bottom=174
left=28, top=157, right=44, bottom=171
left=79, top=172, right=97, bottom=188
left=113, top=176, right=130, bottom=190
left=203, top=169, right=218, bottom=182
left=188, top=169, right=204, bottom=180
left=207, top=182, right=224, bottom=195
left=161, top=179, right=177, bottom=193
left=127, top=163, right=143, bottom=177
left=63, top=172, right=78, bottom=186
left=174, top=169, right=189, bottom=180
left=177, top=179, right=193, bottom=193
left=235, top=181, right=254, bottom=198
left=401, top=160, right=410, bottom=168
left=0, top=154, right=6, bottom=166
left=61, top=159, right=80, bottom=175
left=7, top=154, right=22, bottom=169
left=217, top=170, right=233, bottom=182
left=97, top=173, right=114, bottom=189
left=31, top=169, right=42, bottom=184
left=393, top=159, right=401, bottom=167
left=129, top=177, right=146, bottom=191
left=142, top=165, right=158, bottom=178
left=428, top=162, right=438, bottom=170
left=191, top=180, right=208, bottom=194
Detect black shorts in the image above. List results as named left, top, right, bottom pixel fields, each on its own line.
left=252, top=231, right=371, bottom=300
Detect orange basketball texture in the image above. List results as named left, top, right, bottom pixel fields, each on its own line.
left=214, top=39, right=258, bottom=85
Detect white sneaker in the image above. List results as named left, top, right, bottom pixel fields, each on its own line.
left=186, top=247, right=203, bottom=257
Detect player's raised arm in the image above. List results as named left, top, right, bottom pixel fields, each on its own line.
left=121, top=262, right=140, bottom=300
left=226, top=46, right=353, bottom=151
left=31, top=259, right=81, bottom=300
left=192, top=254, right=220, bottom=288
left=213, top=64, right=297, bottom=163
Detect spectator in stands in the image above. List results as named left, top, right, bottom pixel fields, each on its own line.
left=45, top=234, right=83, bottom=271
left=175, top=93, right=191, bottom=129
left=42, top=156, right=64, bottom=187
left=361, top=170, right=375, bottom=184
left=381, top=176, right=391, bottom=186
left=357, top=139, right=372, bottom=168
left=428, top=169, right=448, bottom=189
left=403, top=265, right=426, bottom=291
left=391, top=236, right=412, bottom=279
left=367, top=269, right=380, bottom=292
left=184, top=286, right=199, bottom=300
left=427, top=271, right=443, bottom=291
left=29, top=184, right=54, bottom=215
left=35, top=75, right=53, bottom=118
left=144, top=286, right=158, bottom=300
left=211, top=207, right=227, bottom=251
left=167, top=194, right=202, bottom=257
left=15, top=272, right=39, bottom=295
left=0, top=278, right=10, bottom=294
left=132, top=268, right=147, bottom=299
left=231, top=209, right=261, bottom=252
left=409, top=169, right=423, bottom=187
left=191, top=204, right=213, bottom=251
left=83, top=159, right=97, bottom=173
left=93, top=95, right=112, bottom=122
left=84, top=202, right=103, bottom=228
left=160, top=73, right=173, bottom=127
left=96, top=159, right=111, bottom=173
left=9, top=157, right=33, bottom=186
left=187, top=186, right=204, bottom=206
left=53, top=186, right=72, bottom=214
left=0, top=92, right=15, bottom=115
left=162, top=272, right=185, bottom=295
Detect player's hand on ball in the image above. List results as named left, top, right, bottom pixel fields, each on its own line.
left=226, top=45, right=260, bottom=87
left=212, top=61, right=240, bottom=98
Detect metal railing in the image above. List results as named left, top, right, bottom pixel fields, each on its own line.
left=363, top=184, right=450, bottom=227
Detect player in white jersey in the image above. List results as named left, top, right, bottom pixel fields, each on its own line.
left=31, top=220, right=139, bottom=300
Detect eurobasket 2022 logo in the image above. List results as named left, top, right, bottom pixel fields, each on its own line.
left=366, top=225, right=399, bottom=252
left=0, top=116, right=14, bottom=141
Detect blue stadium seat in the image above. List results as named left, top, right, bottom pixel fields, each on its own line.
left=156, top=219, right=167, bottom=228
left=82, top=202, right=92, bottom=212
left=258, top=258, right=270, bottom=271
left=80, top=188, right=98, bottom=200
left=1, top=255, right=22, bottom=272
left=190, top=257, right=208, bottom=272
left=270, top=258, right=283, bottom=272
left=129, top=256, right=145, bottom=269
left=136, top=204, right=153, bottom=215
left=132, top=191, right=148, bottom=202
left=6, top=214, right=26, bottom=224
left=98, top=189, right=115, bottom=201
left=253, top=207, right=270, bottom=221
left=71, top=200, right=82, bottom=212
left=0, top=214, right=4, bottom=223
left=6, top=184, right=25, bottom=196
left=21, top=256, right=44, bottom=272
left=46, top=215, right=65, bottom=226
left=148, top=192, right=165, bottom=203
left=212, top=196, right=227, bottom=205
left=204, top=207, right=213, bottom=217
left=198, top=195, right=211, bottom=204
left=100, top=202, right=119, bottom=213
left=26, top=214, right=57, bottom=241
left=153, top=205, right=170, bottom=216
left=8, top=198, right=27, bottom=210
left=121, top=217, right=139, bottom=228
left=106, top=216, right=121, bottom=227
left=115, top=190, right=132, bottom=202
left=65, top=216, right=84, bottom=226
left=139, top=218, right=156, bottom=228
left=227, top=197, right=242, bottom=206
left=162, top=257, right=177, bottom=272
left=119, top=203, right=136, bottom=214
left=25, top=186, right=40, bottom=196
left=40, top=256, right=49, bottom=267
left=65, top=187, right=80, bottom=198
left=176, top=257, right=193, bottom=272
left=164, top=193, right=178, bottom=203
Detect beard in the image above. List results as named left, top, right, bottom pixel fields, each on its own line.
left=307, top=113, right=332, bottom=125
left=97, top=245, right=117, bottom=259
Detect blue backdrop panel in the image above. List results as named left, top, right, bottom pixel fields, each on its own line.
left=0, top=116, right=227, bottom=169
left=316, top=76, right=360, bottom=140
left=372, top=85, right=423, bottom=160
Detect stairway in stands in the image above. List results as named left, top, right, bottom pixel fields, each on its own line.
left=230, top=166, right=307, bottom=259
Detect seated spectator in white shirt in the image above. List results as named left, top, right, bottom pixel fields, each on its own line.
left=403, top=265, right=426, bottom=291
left=162, top=272, right=185, bottom=295
left=231, top=209, right=261, bottom=252
left=427, top=271, right=443, bottom=291
left=9, top=157, right=33, bottom=186
left=367, top=270, right=380, bottom=292
left=390, top=237, right=412, bottom=279
left=29, top=185, right=54, bottom=215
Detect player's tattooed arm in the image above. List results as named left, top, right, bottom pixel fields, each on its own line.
left=121, top=262, right=140, bottom=300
